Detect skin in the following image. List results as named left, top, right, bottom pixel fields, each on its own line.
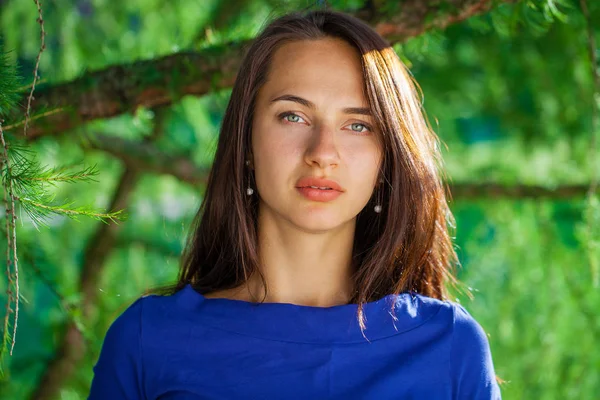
left=208, top=38, right=383, bottom=307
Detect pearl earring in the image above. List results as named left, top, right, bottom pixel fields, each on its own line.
left=374, top=178, right=383, bottom=213
left=245, top=160, right=253, bottom=196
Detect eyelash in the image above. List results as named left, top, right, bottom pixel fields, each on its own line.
left=278, top=112, right=373, bottom=135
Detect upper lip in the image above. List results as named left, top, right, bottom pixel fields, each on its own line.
left=295, top=176, right=344, bottom=192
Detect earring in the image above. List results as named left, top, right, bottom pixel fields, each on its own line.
left=374, top=178, right=383, bottom=213
left=245, top=160, right=254, bottom=196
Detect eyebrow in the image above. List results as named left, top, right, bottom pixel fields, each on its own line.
left=270, top=94, right=372, bottom=116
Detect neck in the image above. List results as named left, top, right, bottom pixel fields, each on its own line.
left=243, top=203, right=356, bottom=307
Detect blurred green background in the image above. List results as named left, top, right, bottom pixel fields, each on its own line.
left=0, top=0, right=599, bottom=399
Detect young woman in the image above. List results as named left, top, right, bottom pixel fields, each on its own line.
left=89, top=9, right=501, bottom=400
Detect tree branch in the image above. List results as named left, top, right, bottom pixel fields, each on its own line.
left=364, top=0, right=515, bottom=42
left=446, top=182, right=598, bottom=200
left=85, top=134, right=210, bottom=186
left=6, top=0, right=518, bottom=139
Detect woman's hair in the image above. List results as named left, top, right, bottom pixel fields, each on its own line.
left=159, top=9, right=460, bottom=325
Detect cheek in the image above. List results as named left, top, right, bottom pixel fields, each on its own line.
left=346, top=142, right=382, bottom=181
left=252, top=125, right=302, bottom=185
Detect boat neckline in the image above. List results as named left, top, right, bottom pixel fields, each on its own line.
left=168, top=284, right=446, bottom=344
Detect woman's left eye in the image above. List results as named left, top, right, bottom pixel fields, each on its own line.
left=346, top=123, right=371, bottom=134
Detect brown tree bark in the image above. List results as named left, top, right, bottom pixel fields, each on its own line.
left=6, top=0, right=518, bottom=139
left=86, top=134, right=211, bottom=186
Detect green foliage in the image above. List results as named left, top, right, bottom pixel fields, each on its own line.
left=576, top=194, right=600, bottom=287
left=0, top=44, right=21, bottom=117
left=0, top=37, right=123, bottom=381
left=2, top=144, right=122, bottom=227
left=488, top=0, right=571, bottom=38
left=453, top=199, right=600, bottom=399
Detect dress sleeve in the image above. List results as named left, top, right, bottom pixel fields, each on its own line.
left=88, top=297, right=146, bottom=400
left=450, top=303, right=502, bottom=400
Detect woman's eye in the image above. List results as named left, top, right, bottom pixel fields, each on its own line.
left=282, top=113, right=305, bottom=124
left=280, top=113, right=371, bottom=134
left=347, top=123, right=371, bottom=134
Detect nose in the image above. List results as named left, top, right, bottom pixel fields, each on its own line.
left=303, top=123, right=340, bottom=170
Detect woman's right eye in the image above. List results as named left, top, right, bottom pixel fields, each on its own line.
left=280, top=112, right=306, bottom=124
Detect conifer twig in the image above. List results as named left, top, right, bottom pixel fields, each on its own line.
left=18, top=197, right=123, bottom=223
left=0, top=122, right=19, bottom=356
left=22, top=164, right=99, bottom=185
left=3, top=108, right=65, bottom=132
left=1, top=128, right=14, bottom=363
left=23, top=0, right=46, bottom=137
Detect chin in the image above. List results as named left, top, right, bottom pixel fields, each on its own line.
left=289, top=212, right=352, bottom=234
left=260, top=199, right=355, bottom=233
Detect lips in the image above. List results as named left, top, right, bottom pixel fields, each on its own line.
left=295, top=176, right=344, bottom=203
left=295, top=177, right=344, bottom=192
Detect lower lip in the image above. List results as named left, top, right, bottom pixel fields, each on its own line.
left=296, top=187, right=342, bottom=202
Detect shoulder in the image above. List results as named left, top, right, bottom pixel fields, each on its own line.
left=108, top=291, right=173, bottom=330
left=407, top=295, right=489, bottom=340
left=373, top=293, right=459, bottom=340
left=102, top=296, right=145, bottom=346
left=447, top=301, right=493, bottom=355
left=395, top=292, right=456, bottom=327
left=89, top=295, right=151, bottom=398
left=101, top=288, right=188, bottom=350
left=90, top=290, right=188, bottom=397
left=440, top=301, right=502, bottom=399
left=423, top=299, right=495, bottom=364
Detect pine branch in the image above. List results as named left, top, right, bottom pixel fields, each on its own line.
left=23, top=0, right=46, bottom=137
left=0, top=122, right=19, bottom=362
left=0, top=137, right=122, bottom=229
left=6, top=0, right=519, bottom=139
left=18, top=197, right=123, bottom=226
left=0, top=0, right=46, bottom=359
left=3, top=107, right=67, bottom=132
left=0, top=23, right=122, bottom=370
left=22, top=164, right=99, bottom=185
left=1, top=166, right=14, bottom=376
left=0, top=48, right=21, bottom=116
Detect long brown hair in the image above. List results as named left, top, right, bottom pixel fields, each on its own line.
left=159, top=9, right=460, bottom=326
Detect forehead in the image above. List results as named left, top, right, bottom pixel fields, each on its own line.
left=261, top=38, right=367, bottom=104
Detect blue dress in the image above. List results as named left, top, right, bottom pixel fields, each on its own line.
left=88, top=284, right=501, bottom=399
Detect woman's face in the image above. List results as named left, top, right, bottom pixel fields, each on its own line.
left=251, top=37, right=383, bottom=233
